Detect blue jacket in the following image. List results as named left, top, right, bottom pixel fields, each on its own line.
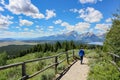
left=79, top=49, right=85, bottom=56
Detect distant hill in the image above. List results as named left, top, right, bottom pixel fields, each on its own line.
left=0, top=38, right=16, bottom=42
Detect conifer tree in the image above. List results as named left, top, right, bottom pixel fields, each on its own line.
left=103, top=10, right=120, bottom=56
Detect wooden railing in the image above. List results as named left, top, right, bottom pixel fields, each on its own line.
left=0, top=50, right=76, bottom=80
left=109, top=53, right=120, bottom=71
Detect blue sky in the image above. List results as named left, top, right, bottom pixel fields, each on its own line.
left=0, top=0, right=120, bottom=38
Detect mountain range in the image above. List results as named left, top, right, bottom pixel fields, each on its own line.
left=0, top=31, right=105, bottom=43
left=31, top=31, right=105, bottom=42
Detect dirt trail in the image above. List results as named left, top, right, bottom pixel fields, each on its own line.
left=60, top=58, right=89, bottom=80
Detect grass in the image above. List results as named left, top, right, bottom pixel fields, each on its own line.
left=0, top=50, right=75, bottom=80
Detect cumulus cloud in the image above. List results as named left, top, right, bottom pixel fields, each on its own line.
left=69, top=8, right=78, bottom=13
left=0, top=31, right=41, bottom=38
left=19, top=19, right=33, bottom=26
left=0, top=6, right=4, bottom=11
left=53, top=19, right=62, bottom=24
left=79, top=0, right=102, bottom=4
left=54, top=20, right=90, bottom=33
left=45, top=10, right=56, bottom=20
left=48, top=26, right=54, bottom=31
left=74, top=22, right=90, bottom=32
left=0, top=0, right=5, bottom=5
left=36, top=25, right=40, bottom=28
left=95, top=23, right=111, bottom=32
left=70, top=7, right=103, bottom=23
left=105, top=18, right=112, bottom=23
left=35, top=25, right=43, bottom=32
left=0, top=14, right=13, bottom=30
left=5, top=0, right=45, bottom=19
left=48, top=26, right=54, bottom=29
left=24, top=28, right=29, bottom=31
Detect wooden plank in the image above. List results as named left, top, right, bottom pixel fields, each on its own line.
left=110, top=60, right=120, bottom=72
left=109, top=53, right=120, bottom=58
left=0, top=62, right=23, bottom=70
left=25, top=52, right=65, bottom=63
left=59, top=58, right=66, bottom=64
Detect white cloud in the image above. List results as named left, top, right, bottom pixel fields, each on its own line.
left=0, top=31, right=44, bottom=38
left=0, top=0, right=5, bottom=5
left=5, top=0, right=45, bottom=19
left=55, top=20, right=90, bottom=33
left=16, top=26, right=22, bottom=31
left=48, top=26, right=54, bottom=29
left=45, top=10, right=56, bottom=20
left=95, top=23, right=111, bottom=32
left=53, top=19, right=62, bottom=24
left=0, top=6, right=4, bottom=11
left=0, top=14, right=13, bottom=30
left=105, top=18, right=112, bottom=23
left=35, top=25, right=43, bottom=32
left=74, top=22, right=90, bottom=32
left=69, top=8, right=78, bottom=13
left=48, top=26, right=54, bottom=31
left=24, top=28, right=29, bottom=31
left=20, top=19, right=33, bottom=26
left=61, top=22, right=70, bottom=27
left=30, top=30, right=34, bottom=32
left=70, top=7, right=103, bottom=23
left=36, top=25, right=40, bottom=28
left=79, top=0, right=102, bottom=4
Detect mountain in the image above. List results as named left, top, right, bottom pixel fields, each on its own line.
left=96, top=33, right=106, bottom=41
left=31, top=31, right=104, bottom=42
left=80, top=32, right=103, bottom=42
left=33, top=31, right=79, bottom=41
left=0, top=31, right=105, bottom=43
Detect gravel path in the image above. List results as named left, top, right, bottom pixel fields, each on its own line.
left=60, top=58, right=89, bottom=80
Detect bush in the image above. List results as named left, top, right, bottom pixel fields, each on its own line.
left=87, top=50, right=120, bottom=80
left=35, top=52, right=44, bottom=58
left=86, top=52, right=100, bottom=58
left=88, top=61, right=120, bottom=80
left=41, top=69, right=55, bottom=80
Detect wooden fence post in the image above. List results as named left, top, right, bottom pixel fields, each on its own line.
left=73, top=49, right=74, bottom=59
left=55, top=56, right=58, bottom=74
left=114, top=56, right=117, bottom=62
left=66, top=51, right=69, bottom=64
left=22, top=62, right=27, bottom=80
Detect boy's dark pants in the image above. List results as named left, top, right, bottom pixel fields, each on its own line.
left=80, top=56, right=83, bottom=64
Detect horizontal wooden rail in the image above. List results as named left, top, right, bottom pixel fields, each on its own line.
left=109, top=53, right=120, bottom=58
left=0, top=50, right=76, bottom=80
left=59, top=58, right=66, bottom=64
left=109, top=61, right=120, bottom=71
left=0, top=62, right=23, bottom=70
left=28, top=63, right=56, bottom=78
left=109, top=53, right=120, bottom=72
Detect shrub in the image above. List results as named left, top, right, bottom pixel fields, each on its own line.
left=41, top=69, right=55, bottom=80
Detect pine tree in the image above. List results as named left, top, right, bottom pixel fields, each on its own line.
left=103, top=10, right=120, bottom=56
